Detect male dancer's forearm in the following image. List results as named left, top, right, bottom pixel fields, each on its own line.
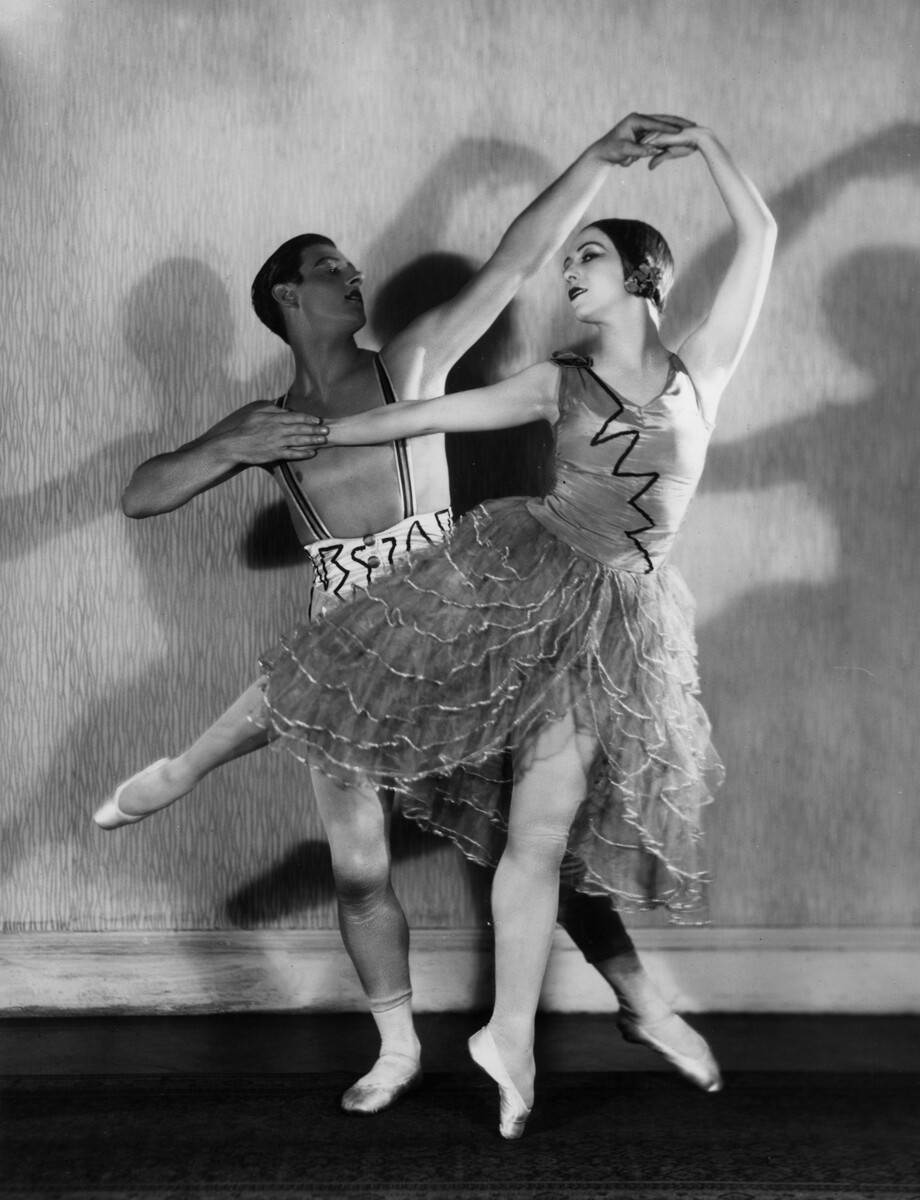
left=122, top=442, right=244, bottom=517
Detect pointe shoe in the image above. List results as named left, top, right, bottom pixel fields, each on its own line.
left=93, top=760, right=171, bottom=830
left=617, top=1010, right=723, bottom=1093
left=340, top=1053, right=423, bottom=1115
left=468, top=1026, right=532, bottom=1140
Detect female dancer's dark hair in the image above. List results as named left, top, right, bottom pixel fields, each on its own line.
left=590, top=217, right=675, bottom=312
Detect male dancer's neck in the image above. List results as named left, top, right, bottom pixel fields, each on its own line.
left=286, top=328, right=367, bottom=408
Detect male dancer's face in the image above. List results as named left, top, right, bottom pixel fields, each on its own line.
left=288, top=242, right=367, bottom=334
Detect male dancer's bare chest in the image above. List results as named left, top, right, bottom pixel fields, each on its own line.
left=275, top=360, right=447, bottom=540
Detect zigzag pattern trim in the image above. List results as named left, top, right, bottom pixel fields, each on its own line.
left=587, top=376, right=659, bottom=575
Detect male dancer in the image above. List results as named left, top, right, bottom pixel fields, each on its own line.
left=107, top=112, right=720, bottom=1108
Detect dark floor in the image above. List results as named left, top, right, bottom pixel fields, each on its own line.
left=2, top=1012, right=919, bottom=1075
left=4, top=1017, right=920, bottom=1199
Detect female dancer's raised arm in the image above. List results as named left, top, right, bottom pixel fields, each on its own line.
left=647, top=127, right=777, bottom=421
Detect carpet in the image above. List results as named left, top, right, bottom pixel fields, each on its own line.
left=2, top=1072, right=918, bottom=1199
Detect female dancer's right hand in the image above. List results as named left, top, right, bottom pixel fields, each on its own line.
left=594, top=112, right=696, bottom=168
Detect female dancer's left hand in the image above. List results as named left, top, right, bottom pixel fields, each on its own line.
left=596, top=112, right=697, bottom=169
left=641, top=125, right=712, bottom=169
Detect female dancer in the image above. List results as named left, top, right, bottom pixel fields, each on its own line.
left=98, top=124, right=774, bottom=1137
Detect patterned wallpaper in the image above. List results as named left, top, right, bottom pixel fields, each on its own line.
left=1, top=0, right=918, bottom=932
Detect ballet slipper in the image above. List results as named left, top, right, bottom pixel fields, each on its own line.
left=93, top=760, right=171, bottom=830
left=340, top=1052, right=423, bottom=1115
left=617, top=1009, right=723, bottom=1092
left=468, top=1026, right=532, bottom=1139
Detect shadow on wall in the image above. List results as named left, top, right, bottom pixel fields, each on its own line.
left=664, top=121, right=920, bottom=343
left=696, top=245, right=920, bottom=922
left=679, top=123, right=920, bottom=922
left=22, top=125, right=916, bottom=930
left=362, top=137, right=555, bottom=328
left=3, top=259, right=307, bottom=926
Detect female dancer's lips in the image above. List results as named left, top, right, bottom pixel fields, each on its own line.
left=568, top=287, right=586, bottom=301
left=345, top=291, right=364, bottom=304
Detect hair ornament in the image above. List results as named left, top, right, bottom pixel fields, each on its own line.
left=623, top=261, right=664, bottom=303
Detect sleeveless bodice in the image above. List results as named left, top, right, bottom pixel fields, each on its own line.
left=526, top=352, right=711, bottom=573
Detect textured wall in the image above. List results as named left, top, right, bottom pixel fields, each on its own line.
left=1, top=0, right=917, bottom=932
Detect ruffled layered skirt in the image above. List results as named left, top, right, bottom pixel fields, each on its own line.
left=259, top=498, right=723, bottom=921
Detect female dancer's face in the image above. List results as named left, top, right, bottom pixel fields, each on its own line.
left=562, top=226, right=628, bottom=323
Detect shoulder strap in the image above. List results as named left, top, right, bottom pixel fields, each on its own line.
left=271, top=391, right=333, bottom=538
left=374, top=354, right=417, bottom=520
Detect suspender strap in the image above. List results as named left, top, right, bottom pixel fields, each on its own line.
left=274, top=394, right=333, bottom=541
left=374, top=355, right=417, bottom=521
left=274, top=354, right=418, bottom=539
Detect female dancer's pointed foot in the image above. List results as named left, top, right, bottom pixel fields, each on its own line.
left=340, top=1052, right=423, bottom=1115
left=93, top=759, right=174, bottom=830
left=617, top=1011, right=723, bottom=1092
left=468, top=1026, right=532, bottom=1139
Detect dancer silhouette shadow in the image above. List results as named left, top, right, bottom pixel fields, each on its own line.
left=681, top=124, right=920, bottom=923
left=3, top=259, right=305, bottom=926
left=697, top=245, right=920, bottom=922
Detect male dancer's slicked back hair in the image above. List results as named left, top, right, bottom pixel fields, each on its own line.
left=588, top=218, right=675, bottom=313
left=251, top=233, right=336, bottom=343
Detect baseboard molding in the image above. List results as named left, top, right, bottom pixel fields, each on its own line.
left=3, top=928, right=919, bottom=1015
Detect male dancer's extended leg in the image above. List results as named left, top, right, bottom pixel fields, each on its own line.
left=309, top=771, right=422, bottom=1113
left=96, top=680, right=272, bottom=821
left=97, top=681, right=423, bottom=1113
left=557, top=888, right=722, bottom=1091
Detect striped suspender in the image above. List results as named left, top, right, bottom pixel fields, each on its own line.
left=275, top=355, right=417, bottom=540
left=373, top=355, right=418, bottom=521
left=274, top=395, right=333, bottom=541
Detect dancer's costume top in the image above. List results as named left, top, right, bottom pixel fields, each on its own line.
left=260, top=352, right=725, bottom=922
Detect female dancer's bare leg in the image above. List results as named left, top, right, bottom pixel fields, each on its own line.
left=471, top=706, right=596, bottom=1138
